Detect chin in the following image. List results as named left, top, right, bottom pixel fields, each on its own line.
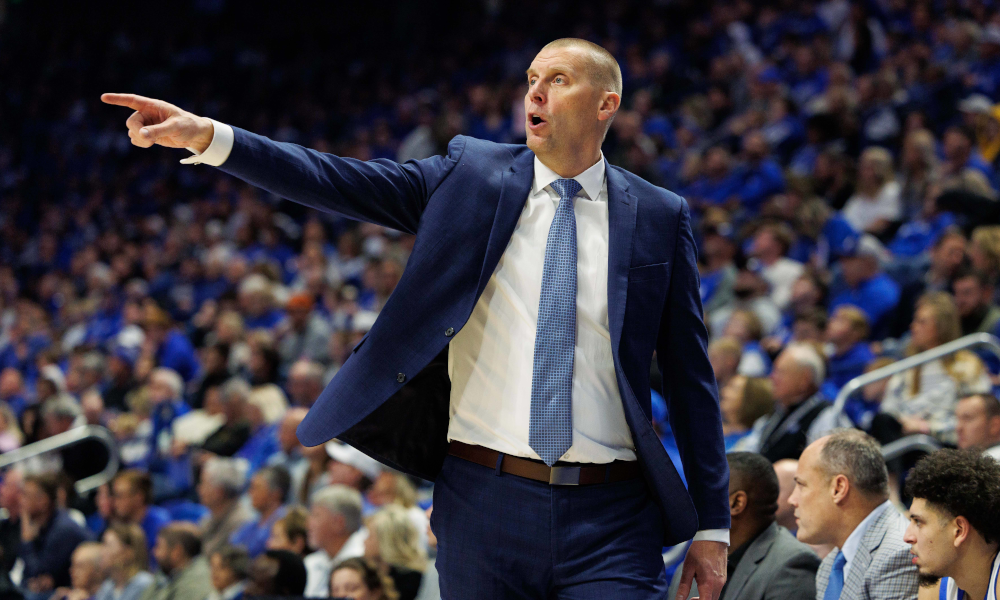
left=917, top=572, right=942, bottom=588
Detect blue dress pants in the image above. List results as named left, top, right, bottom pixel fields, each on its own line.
left=431, top=453, right=669, bottom=599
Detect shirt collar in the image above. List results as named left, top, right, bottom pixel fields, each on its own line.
left=532, top=153, right=606, bottom=202
left=841, top=500, right=891, bottom=565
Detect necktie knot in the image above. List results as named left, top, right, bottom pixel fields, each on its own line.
left=550, top=178, right=582, bottom=201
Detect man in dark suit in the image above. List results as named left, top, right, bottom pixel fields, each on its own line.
left=102, top=37, right=730, bottom=598
left=670, top=452, right=820, bottom=600
left=755, top=343, right=830, bottom=462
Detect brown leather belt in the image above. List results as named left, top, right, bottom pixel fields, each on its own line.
left=448, top=441, right=641, bottom=486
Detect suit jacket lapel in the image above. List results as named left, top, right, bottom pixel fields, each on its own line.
left=843, top=507, right=889, bottom=599
left=605, top=163, right=636, bottom=359
left=725, top=522, right=778, bottom=600
left=476, top=150, right=536, bottom=297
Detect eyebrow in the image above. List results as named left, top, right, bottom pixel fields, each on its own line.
left=526, top=65, right=575, bottom=77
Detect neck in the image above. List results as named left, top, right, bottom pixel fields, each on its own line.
left=952, top=544, right=999, bottom=600
left=114, top=566, right=140, bottom=586
left=536, top=149, right=602, bottom=179
left=322, top=532, right=350, bottom=558
left=729, top=519, right=770, bottom=555
left=832, top=499, right=885, bottom=550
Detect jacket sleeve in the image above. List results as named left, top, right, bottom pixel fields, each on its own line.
left=655, top=198, right=731, bottom=531
left=216, top=130, right=467, bottom=235
left=763, top=551, right=821, bottom=600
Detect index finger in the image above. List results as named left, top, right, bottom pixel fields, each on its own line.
left=100, top=93, right=158, bottom=110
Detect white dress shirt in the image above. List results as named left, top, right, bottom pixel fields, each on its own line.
left=183, top=123, right=729, bottom=544
left=302, top=528, right=367, bottom=598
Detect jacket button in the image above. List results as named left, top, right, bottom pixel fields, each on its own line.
left=445, top=327, right=455, bottom=337
left=396, top=373, right=406, bottom=383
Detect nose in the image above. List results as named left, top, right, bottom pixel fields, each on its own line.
left=528, top=81, right=546, bottom=105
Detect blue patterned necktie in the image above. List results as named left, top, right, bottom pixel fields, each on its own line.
left=529, top=178, right=582, bottom=466
left=823, top=550, right=847, bottom=600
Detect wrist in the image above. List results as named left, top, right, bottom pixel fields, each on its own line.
left=191, top=117, right=215, bottom=154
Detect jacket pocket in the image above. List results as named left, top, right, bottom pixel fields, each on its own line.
left=628, top=261, right=669, bottom=283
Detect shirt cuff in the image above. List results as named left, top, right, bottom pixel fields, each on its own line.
left=693, top=529, right=730, bottom=545
left=179, top=119, right=234, bottom=166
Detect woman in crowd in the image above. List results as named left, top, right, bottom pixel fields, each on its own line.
left=841, top=146, right=902, bottom=236
left=364, top=505, right=426, bottom=600
left=266, top=505, right=310, bottom=556
left=330, top=557, right=399, bottom=600
left=969, top=225, right=1000, bottom=292
left=719, top=375, right=775, bottom=450
left=208, top=545, right=250, bottom=600
left=722, top=309, right=772, bottom=377
left=881, top=291, right=991, bottom=444
left=94, top=523, right=154, bottom=600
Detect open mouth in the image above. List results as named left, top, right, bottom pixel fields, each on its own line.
left=529, top=113, right=546, bottom=128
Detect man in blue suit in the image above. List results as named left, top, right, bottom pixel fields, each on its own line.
left=103, top=37, right=730, bottom=599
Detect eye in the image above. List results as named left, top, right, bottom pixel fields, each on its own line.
left=555, top=76, right=565, bottom=83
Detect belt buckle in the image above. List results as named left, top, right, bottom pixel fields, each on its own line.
left=548, top=465, right=581, bottom=485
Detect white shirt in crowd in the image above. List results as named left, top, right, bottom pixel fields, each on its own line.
left=302, top=528, right=367, bottom=598
left=841, top=180, right=902, bottom=233
left=761, top=257, right=804, bottom=311
left=184, top=120, right=729, bottom=544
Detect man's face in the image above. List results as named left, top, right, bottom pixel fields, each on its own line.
left=70, top=548, right=102, bottom=592
left=307, top=504, right=340, bottom=549
left=932, top=236, right=967, bottom=275
left=952, top=277, right=986, bottom=317
left=112, top=480, right=144, bottom=522
left=524, top=46, right=607, bottom=160
left=21, top=481, right=50, bottom=522
left=770, top=353, right=810, bottom=406
left=247, top=474, right=274, bottom=513
left=787, top=442, right=837, bottom=545
left=904, top=498, right=957, bottom=587
left=955, top=396, right=1000, bottom=450
left=152, top=537, right=175, bottom=575
left=825, top=311, right=853, bottom=345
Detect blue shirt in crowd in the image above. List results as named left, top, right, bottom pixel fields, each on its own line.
left=822, top=342, right=876, bottom=402
left=829, top=274, right=901, bottom=337
left=230, top=505, right=288, bottom=558
left=156, top=330, right=201, bottom=383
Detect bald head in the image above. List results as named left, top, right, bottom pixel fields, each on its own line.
left=540, top=38, right=623, bottom=97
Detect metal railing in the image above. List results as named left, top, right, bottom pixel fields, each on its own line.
left=833, top=332, right=1000, bottom=418
left=881, top=434, right=943, bottom=461
left=0, top=425, right=119, bottom=494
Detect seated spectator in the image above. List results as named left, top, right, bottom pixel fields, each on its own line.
left=0, top=469, right=23, bottom=575
left=828, top=234, right=900, bottom=339
left=245, top=550, right=306, bottom=598
left=197, top=379, right=252, bottom=460
left=903, top=449, right=1000, bottom=599
left=886, top=181, right=957, bottom=259
left=970, top=225, right=1000, bottom=290
left=841, top=146, right=902, bottom=236
left=277, top=294, right=331, bottom=371
left=891, top=227, right=967, bottom=339
left=51, top=542, right=105, bottom=600
left=228, top=466, right=290, bottom=558
left=197, top=457, right=253, bottom=559
left=145, top=367, right=191, bottom=500
left=18, top=472, right=92, bottom=594
left=190, top=344, right=231, bottom=412
left=330, top=557, right=398, bottom=600
left=238, top=276, right=283, bottom=333
left=141, top=306, right=200, bottom=384
left=670, top=452, right=819, bottom=600
left=951, top=268, right=1000, bottom=336
left=680, top=146, right=741, bottom=211
left=699, top=216, right=738, bottom=316
left=326, top=442, right=383, bottom=493
left=265, top=506, right=309, bottom=557
left=365, top=471, right=428, bottom=549
left=735, top=130, right=786, bottom=214
left=749, top=223, right=804, bottom=311
left=143, top=523, right=211, bottom=600
left=722, top=309, right=772, bottom=377
left=103, top=346, right=139, bottom=413
left=112, top=470, right=171, bottom=559
left=881, top=292, right=991, bottom=444
left=0, top=368, right=28, bottom=420
left=708, top=337, right=742, bottom=392
left=789, top=430, right=918, bottom=600
left=364, top=505, right=425, bottom=600
left=266, top=408, right=308, bottom=503
left=897, top=129, right=939, bottom=221
left=788, top=307, right=827, bottom=347
left=709, top=269, right=782, bottom=340
left=719, top=375, right=774, bottom=451
left=0, top=403, right=24, bottom=454
left=941, top=125, right=996, bottom=191
left=95, top=524, right=154, bottom=600
left=231, top=387, right=282, bottom=475
left=752, top=343, right=830, bottom=462
left=207, top=546, right=249, bottom=600
left=304, top=485, right=366, bottom=598
left=955, top=394, right=1000, bottom=460
left=772, top=459, right=798, bottom=534
left=286, top=361, right=325, bottom=409
left=821, top=306, right=874, bottom=401
left=849, top=357, right=895, bottom=434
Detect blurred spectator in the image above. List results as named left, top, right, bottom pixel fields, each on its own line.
left=941, top=125, right=995, bottom=189
left=821, top=306, right=874, bottom=402
left=326, top=442, right=382, bottom=493
left=141, top=307, right=200, bottom=384
left=772, top=459, right=798, bottom=533
left=952, top=267, right=1000, bottom=336
left=898, top=129, right=940, bottom=221
left=18, top=473, right=92, bottom=593
left=190, top=345, right=231, bottom=412
left=197, top=457, right=252, bottom=559
left=749, top=224, right=804, bottom=311
left=828, top=234, right=900, bottom=338
left=892, top=227, right=967, bottom=338
left=228, top=466, right=290, bottom=558
left=364, top=505, right=425, bottom=600
left=197, top=379, right=252, bottom=460
left=207, top=546, right=249, bottom=600
left=969, top=225, right=1000, bottom=287
left=365, top=471, right=428, bottom=550
left=286, top=361, right=325, bottom=408
left=708, top=337, right=743, bottom=392
left=670, top=452, right=819, bottom=600
left=722, top=310, right=771, bottom=377
left=330, top=557, right=399, bottom=600
left=0, top=404, right=23, bottom=454
left=881, top=292, right=991, bottom=443
left=102, top=347, right=139, bottom=413
left=244, top=550, right=306, bottom=598
left=277, top=294, right=331, bottom=371
left=230, top=385, right=285, bottom=474
left=0, top=469, right=23, bottom=575
left=841, top=147, right=901, bottom=236
left=94, top=524, right=154, bottom=600
left=788, top=430, right=918, bottom=600
left=710, top=269, right=782, bottom=339
left=265, top=506, right=309, bottom=557
left=304, top=485, right=365, bottom=598
left=720, top=376, right=774, bottom=451
left=0, top=369, right=27, bottom=421
left=954, top=394, right=1000, bottom=460
left=51, top=542, right=104, bottom=600
left=143, top=523, right=211, bottom=600
left=145, top=368, right=190, bottom=500
left=752, top=343, right=829, bottom=462
left=699, top=216, right=738, bottom=316
left=266, top=408, right=308, bottom=504
left=112, top=471, right=170, bottom=555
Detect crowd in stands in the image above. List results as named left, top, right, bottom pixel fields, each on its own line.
left=5, top=0, right=1000, bottom=598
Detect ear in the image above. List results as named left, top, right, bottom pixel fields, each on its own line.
left=989, top=415, right=1000, bottom=438
left=597, top=91, right=621, bottom=123
left=831, top=474, right=851, bottom=505
left=953, top=515, right=971, bottom=548
left=730, top=491, right=748, bottom=517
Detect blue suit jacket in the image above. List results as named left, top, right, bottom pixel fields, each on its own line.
left=215, top=130, right=730, bottom=544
